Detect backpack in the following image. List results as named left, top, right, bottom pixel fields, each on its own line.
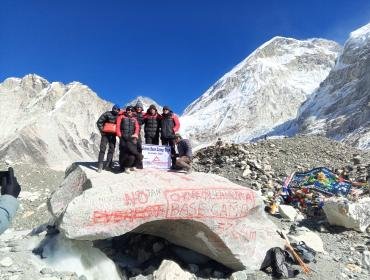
left=291, top=241, right=316, bottom=263
left=102, top=123, right=117, bottom=134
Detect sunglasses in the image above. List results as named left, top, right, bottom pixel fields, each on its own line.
left=126, top=109, right=134, bottom=112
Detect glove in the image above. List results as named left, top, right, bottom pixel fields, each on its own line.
left=1, top=167, right=21, bottom=198
left=138, top=154, right=144, bottom=161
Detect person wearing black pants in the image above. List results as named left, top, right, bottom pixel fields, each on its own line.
left=144, top=104, right=161, bottom=145
left=160, top=106, right=180, bottom=168
left=120, top=136, right=143, bottom=173
left=116, top=106, right=140, bottom=172
left=134, top=102, right=145, bottom=168
left=98, top=134, right=116, bottom=170
left=96, top=104, right=120, bottom=173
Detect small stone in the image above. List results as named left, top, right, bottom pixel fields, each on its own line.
left=0, top=256, right=13, bottom=267
left=188, top=264, right=199, bottom=274
left=153, top=260, right=194, bottom=280
left=346, top=263, right=362, bottom=273
left=152, top=242, right=165, bottom=254
left=278, top=205, right=298, bottom=221
left=353, top=155, right=361, bottom=165
left=230, top=270, right=255, bottom=280
left=242, top=167, right=252, bottom=178
left=40, top=267, right=54, bottom=274
left=213, top=270, right=224, bottom=278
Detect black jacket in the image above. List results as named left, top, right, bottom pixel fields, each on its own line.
left=160, top=112, right=180, bottom=139
left=96, top=111, right=119, bottom=133
left=135, top=112, right=145, bottom=127
left=144, top=113, right=160, bottom=138
left=118, top=113, right=139, bottom=139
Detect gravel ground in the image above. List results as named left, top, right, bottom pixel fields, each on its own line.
left=0, top=135, right=369, bottom=280
left=0, top=162, right=65, bottom=230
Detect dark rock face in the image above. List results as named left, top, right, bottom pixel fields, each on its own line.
left=297, top=24, right=370, bottom=149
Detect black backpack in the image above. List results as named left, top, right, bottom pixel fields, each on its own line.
left=291, top=241, right=316, bottom=263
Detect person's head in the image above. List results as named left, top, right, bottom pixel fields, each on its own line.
left=135, top=101, right=144, bottom=112
left=135, top=104, right=143, bottom=113
left=148, top=104, right=157, bottom=115
left=174, top=133, right=182, bottom=144
left=112, top=104, right=120, bottom=115
left=162, top=105, right=170, bottom=115
left=126, top=105, right=134, bottom=116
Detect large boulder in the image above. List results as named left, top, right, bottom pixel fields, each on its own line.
left=323, top=197, right=370, bottom=232
left=50, top=164, right=284, bottom=270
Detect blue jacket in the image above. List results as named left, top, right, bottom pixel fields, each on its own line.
left=0, top=195, right=19, bottom=234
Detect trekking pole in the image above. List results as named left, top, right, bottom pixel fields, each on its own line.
left=277, top=230, right=311, bottom=274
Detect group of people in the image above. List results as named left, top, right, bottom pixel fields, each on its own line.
left=96, top=102, right=193, bottom=174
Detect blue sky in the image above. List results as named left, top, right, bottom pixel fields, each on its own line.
left=1, top=0, right=369, bottom=113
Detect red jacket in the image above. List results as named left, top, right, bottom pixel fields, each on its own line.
left=116, top=112, right=139, bottom=138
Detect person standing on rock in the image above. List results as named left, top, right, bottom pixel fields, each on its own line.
left=116, top=106, right=140, bottom=171
left=160, top=105, right=180, bottom=168
left=174, top=134, right=193, bottom=173
left=96, top=104, right=120, bottom=173
left=120, top=135, right=144, bottom=173
left=0, top=167, right=21, bottom=234
left=143, top=104, right=161, bottom=145
left=133, top=101, right=145, bottom=168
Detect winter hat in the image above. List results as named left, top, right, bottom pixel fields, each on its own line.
left=135, top=100, right=144, bottom=110
left=163, top=105, right=170, bottom=111
left=126, top=105, right=135, bottom=111
left=112, top=104, right=120, bottom=111
left=148, top=104, right=157, bottom=110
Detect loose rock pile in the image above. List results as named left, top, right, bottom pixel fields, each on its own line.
left=95, top=233, right=233, bottom=279
left=194, top=135, right=369, bottom=200
left=193, top=135, right=370, bottom=279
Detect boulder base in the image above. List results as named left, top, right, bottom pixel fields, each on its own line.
left=153, top=260, right=194, bottom=280
left=53, top=164, right=284, bottom=270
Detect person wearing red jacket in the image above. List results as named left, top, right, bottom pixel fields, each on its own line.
left=160, top=105, right=180, bottom=168
left=116, top=106, right=140, bottom=171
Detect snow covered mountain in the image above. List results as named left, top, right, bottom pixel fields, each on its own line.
left=180, top=37, right=341, bottom=147
left=0, top=74, right=112, bottom=169
left=126, top=96, right=163, bottom=112
left=296, top=23, right=370, bottom=149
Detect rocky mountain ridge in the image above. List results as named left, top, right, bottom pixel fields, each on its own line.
left=0, top=74, right=112, bottom=169
left=180, top=36, right=341, bottom=146
left=295, top=23, right=370, bottom=149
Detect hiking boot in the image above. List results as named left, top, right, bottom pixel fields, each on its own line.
left=130, top=167, right=136, bottom=171
left=124, top=169, right=131, bottom=174
left=185, top=167, right=193, bottom=174
left=97, top=163, right=103, bottom=173
left=105, top=161, right=115, bottom=171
